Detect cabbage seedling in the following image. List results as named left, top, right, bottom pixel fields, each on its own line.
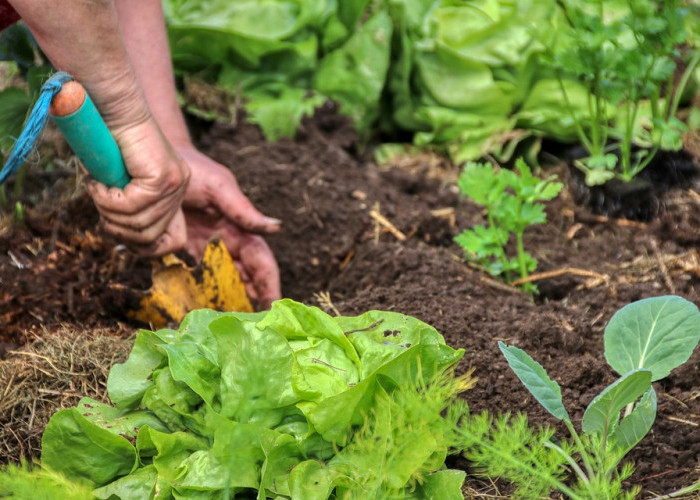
left=500, top=295, right=700, bottom=499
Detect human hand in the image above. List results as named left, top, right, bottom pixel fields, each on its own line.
left=176, top=146, right=282, bottom=309
left=85, top=116, right=191, bottom=256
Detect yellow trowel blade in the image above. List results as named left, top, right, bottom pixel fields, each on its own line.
left=128, top=238, right=253, bottom=328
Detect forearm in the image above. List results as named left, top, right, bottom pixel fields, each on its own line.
left=114, top=0, right=191, bottom=147
left=9, top=0, right=151, bottom=130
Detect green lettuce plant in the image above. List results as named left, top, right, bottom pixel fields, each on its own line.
left=498, top=295, right=700, bottom=499
left=454, top=158, right=562, bottom=293
left=540, top=0, right=699, bottom=186
left=39, top=299, right=468, bottom=499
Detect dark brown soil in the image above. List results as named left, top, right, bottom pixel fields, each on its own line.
left=1, top=106, right=700, bottom=497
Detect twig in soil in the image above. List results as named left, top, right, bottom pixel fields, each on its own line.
left=302, top=190, right=324, bottom=229
left=650, top=240, right=676, bottom=294
left=313, top=291, right=341, bottom=317
left=344, top=319, right=385, bottom=335
left=663, top=392, right=689, bottom=409
left=511, top=267, right=609, bottom=286
left=369, top=204, right=407, bottom=242
left=577, top=213, right=648, bottom=228
left=666, top=415, right=698, bottom=427
left=479, top=275, right=522, bottom=295
left=338, top=250, right=354, bottom=271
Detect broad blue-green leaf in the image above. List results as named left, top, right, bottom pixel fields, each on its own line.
left=499, top=342, right=570, bottom=422
left=107, top=330, right=171, bottom=409
left=604, top=296, right=700, bottom=381
left=210, top=315, right=297, bottom=424
left=93, top=465, right=157, bottom=500
left=42, top=408, right=137, bottom=486
left=581, top=369, right=652, bottom=436
left=612, top=387, right=657, bottom=455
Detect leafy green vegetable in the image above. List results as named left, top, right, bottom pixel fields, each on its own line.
left=498, top=295, right=700, bottom=499
left=604, top=295, right=700, bottom=381
left=162, top=0, right=602, bottom=162
left=455, top=158, right=562, bottom=292
left=539, top=0, right=699, bottom=185
left=41, top=299, right=466, bottom=499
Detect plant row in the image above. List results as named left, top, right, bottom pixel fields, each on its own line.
left=1, top=296, right=699, bottom=499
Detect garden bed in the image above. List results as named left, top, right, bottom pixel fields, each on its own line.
left=1, top=108, right=699, bottom=497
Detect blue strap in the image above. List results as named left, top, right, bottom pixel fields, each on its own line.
left=0, top=71, right=74, bottom=185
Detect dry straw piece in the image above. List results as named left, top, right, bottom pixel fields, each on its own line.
left=0, top=326, right=130, bottom=462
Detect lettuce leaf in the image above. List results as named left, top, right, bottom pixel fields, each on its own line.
left=41, top=299, right=466, bottom=499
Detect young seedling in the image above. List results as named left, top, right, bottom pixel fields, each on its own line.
left=455, top=158, right=562, bottom=293
left=499, top=295, right=700, bottom=499
left=540, top=0, right=698, bottom=186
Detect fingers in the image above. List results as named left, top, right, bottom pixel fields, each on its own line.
left=180, top=149, right=281, bottom=235
left=85, top=118, right=190, bottom=252
left=102, top=208, right=187, bottom=256
left=210, top=178, right=282, bottom=235
left=237, top=234, right=281, bottom=309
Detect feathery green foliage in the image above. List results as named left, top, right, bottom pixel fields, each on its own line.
left=0, top=462, right=94, bottom=500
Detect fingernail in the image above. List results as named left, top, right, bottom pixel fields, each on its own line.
left=264, top=217, right=282, bottom=226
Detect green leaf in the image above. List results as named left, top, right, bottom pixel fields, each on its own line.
left=314, top=11, right=393, bottom=133
left=414, top=469, right=466, bottom=499
left=581, top=369, right=652, bottom=436
left=41, top=408, right=137, bottom=487
left=93, top=465, right=157, bottom=500
left=612, top=387, right=657, bottom=455
left=136, top=426, right=208, bottom=486
left=210, top=315, right=298, bottom=424
left=0, top=87, right=30, bottom=153
left=260, top=299, right=361, bottom=369
left=604, top=296, right=700, bottom=381
left=107, top=329, right=171, bottom=409
left=499, top=342, right=570, bottom=422
left=159, top=341, right=219, bottom=407
left=288, top=460, right=336, bottom=500
left=76, top=397, right=169, bottom=436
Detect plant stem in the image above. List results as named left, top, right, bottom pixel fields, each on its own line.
left=564, top=421, right=596, bottom=481
left=669, top=50, right=700, bottom=119
left=488, top=212, right=511, bottom=283
left=649, top=478, right=700, bottom=499
left=516, top=231, right=528, bottom=282
left=556, top=74, right=593, bottom=153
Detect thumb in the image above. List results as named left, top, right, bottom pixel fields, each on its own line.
left=212, top=185, right=282, bottom=234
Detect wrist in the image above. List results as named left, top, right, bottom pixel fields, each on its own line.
left=86, top=70, right=152, bottom=131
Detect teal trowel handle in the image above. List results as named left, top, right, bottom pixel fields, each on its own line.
left=50, top=81, right=130, bottom=188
